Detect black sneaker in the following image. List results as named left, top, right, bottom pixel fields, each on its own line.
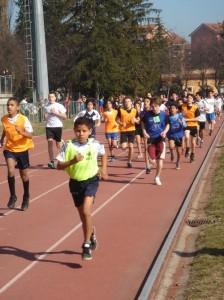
left=21, top=195, right=29, bottom=211
left=190, top=153, right=195, bottom=163
left=127, top=162, right=132, bottom=168
left=7, top=195, right=17, bottom=209
left=90, top=230, right=97, bottom=250
left=48, top=161, right=56, bottom=169
left=146, top=167, right=151, bottom=174
left=82, top=242, right=92, bottom=260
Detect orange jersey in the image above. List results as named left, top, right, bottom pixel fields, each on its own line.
left=103, top=109, right=119, bottom=133
left=118, top=108, right=137, bottom=132
left=1, top=114, right=34, bottom=152
left=181, top=104, right=199, bottom=127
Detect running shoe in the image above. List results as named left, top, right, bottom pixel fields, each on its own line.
left=175, top=162, right=181, bottom=170
left=200, top=139, right=204, bottom=148
left=7, top=195, right=17, bottom=209
left=155, top=176, right=162, bottom=186
left=90, top=229, right=97, bottom=250
left=21, top=195, right=29, bottom=211
left=127, top=162, right=132, bottom=168
left=48, top=161, right=56, bottom=169
left=82, top=242, right=92, bottom=260
left=190, top=153, right=195, bottom=163
left=146, top=167, right=151, bottom=174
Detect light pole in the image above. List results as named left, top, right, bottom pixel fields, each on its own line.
left=32, top=0, right=49, bottom=103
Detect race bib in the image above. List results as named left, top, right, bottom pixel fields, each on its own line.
left=153, top=116, right=160, bottom=123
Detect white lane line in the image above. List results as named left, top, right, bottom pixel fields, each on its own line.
left=0, top=169, right=144, bottom=294
left=0, top=180, right=68, bottom=219
left=0, top=170, right=38, bottom=185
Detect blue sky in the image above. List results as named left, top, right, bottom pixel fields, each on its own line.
left=153, top=0, right=224, bottom=40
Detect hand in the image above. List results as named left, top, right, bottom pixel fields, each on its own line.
left=51, top=108, right=58, bottom=115
left=122, top=122, right=126, bottom=128
left=160, top=131, right=166, bottom=138
left=143, top=130, right=149, bottom=139
left=99, top=169, right=108, bottom=180
left=74, top=153, right=84, bottom=163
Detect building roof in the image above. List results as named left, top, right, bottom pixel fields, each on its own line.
left=142, top=24, right=188, bottom=45
left=189, top=22, right=224, bottom=36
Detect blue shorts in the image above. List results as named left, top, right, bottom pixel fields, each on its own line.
left=206, top=112, right=216, bottom=122
left=69, top=175, right=99, bottom=207
left=3, top=150, right=30, bottom=170
left=105, top=132, right=119, bottom=140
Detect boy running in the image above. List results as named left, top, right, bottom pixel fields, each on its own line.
left=103, top=99, right=119, bottom=161
left=116, top=97, right=138, bottom=168
left=167, top=103, right=186, bottom=170
left=44, top=91, right=67, bottom=169
left=142, top=97, right=169, bottom=186
left=56, top=117, right=107, bottom=260
left=0, top=97, right=34, bottom=210
left=195, top=92, right=207, bottom=147
left=74, top=98, right=101, bottom=138
left=181, top=94, right=200, bottom=162
left=205, top=90, right=216, bottom=136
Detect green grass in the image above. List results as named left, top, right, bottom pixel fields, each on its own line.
left=0, top=119, right=74, bottom=136
left=183, top=151, right=224, bottom=300
left=32, top=119, right=74, bottom=136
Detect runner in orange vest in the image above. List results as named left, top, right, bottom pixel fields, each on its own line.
left=0, top=97, right=34, bottom=210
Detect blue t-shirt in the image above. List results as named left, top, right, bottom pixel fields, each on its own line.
left=167, top=113, right=186, bottom=139
left=142, top=111, right=168, bottom=139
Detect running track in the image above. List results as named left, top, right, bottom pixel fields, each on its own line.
left=0, top=120, right=223, bottom=300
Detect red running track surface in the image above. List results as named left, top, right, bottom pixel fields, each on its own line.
left=0, top=120, right=222, bottom=300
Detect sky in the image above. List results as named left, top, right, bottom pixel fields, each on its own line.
left=153, top=0, right=224, bottom=40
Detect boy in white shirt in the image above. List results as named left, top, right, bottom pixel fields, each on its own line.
left=205, top=90, right=216, bottom=136
left=44, top=91, right=67, bottom=168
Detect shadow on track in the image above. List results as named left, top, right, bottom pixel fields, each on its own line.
left=0, top=246, right=82, bottom=269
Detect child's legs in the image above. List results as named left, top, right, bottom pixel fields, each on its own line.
left=47, top=139, right=54, bottom=161
left=190, top=136, right=196, bottom=153
left=135, top=135, right=142, bottom=155
left=5, top=157, right=16, bottom=177
left=156, top=159, right=163, bottom=178
left=107, top=138, right=113, bottom=156
left=77, top=196, right=94, bottom=242
left=128, top=143, right=134, bottom=162
left=184, top=130, right=190, bottom=148
left=5, top=157, right=16, bottom=196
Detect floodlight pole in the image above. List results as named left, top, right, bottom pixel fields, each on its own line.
left=32, top=0, right=49, bottom=103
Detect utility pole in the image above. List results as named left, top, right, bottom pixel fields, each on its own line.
left=32, top=0, right=49, bottom=103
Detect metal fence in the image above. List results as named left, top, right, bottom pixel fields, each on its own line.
left=0, top=101, right=97, bottom=123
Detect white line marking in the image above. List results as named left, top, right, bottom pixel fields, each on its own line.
left=0, top=169, right=144, bottom=294
left=0, top=180, right=68, bottom=219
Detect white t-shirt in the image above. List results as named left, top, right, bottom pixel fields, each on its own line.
left=44, top=102, right=66, bottom=128
left=74, top=109, right=100, bottom=122
left=197, top=99, right=207, bottom=122
left=204, top=97, right=215, bottom=114
left=8, top=114, right=33, bottom=133
left=215, top=97, right=223, bottom=111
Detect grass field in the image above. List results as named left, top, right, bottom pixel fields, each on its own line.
left=184, top=148, right=224, bottom=299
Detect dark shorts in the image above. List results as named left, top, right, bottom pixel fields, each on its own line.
left=135, top=126, right=144, bottom=138
left=3, top=150, right=30, bottom=170
left=120, top=131, right=135, bottom=144
left=69, top=175, right=99, bottom=207
left=199, top=122, right=206, bottom=130
left=168, top=137, right=183, bottom=147
left=46, top=127, right=62, bottom=142
left=185, top=126, right=198, bottom=137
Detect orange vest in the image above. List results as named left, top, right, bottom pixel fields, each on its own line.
left=119, top=108, right=137, bottom=132
left=1, top=114, right=34, bottom=152
left=103, top=109, right=119, bottom=133
left=181, top=104, right=199, bottom=127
